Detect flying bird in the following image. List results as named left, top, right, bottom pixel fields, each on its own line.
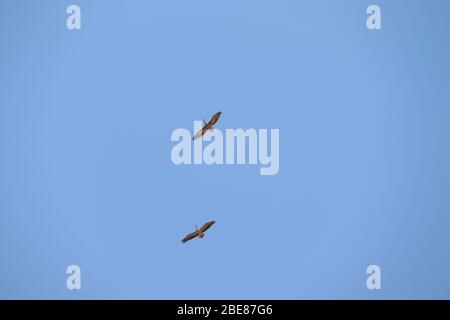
left=181, top=221, right=216, bottom=243
left=192, top=111, right=222, bottom=140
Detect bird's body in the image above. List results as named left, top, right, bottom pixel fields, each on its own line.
left=182, top=221, right=216, bottom=243
left=192, top=112, right=222, bottom=140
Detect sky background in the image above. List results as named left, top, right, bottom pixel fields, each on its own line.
left=1, top=0, right=450, bottom=299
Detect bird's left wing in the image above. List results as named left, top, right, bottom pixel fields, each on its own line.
left=200, top=221, right=216, bottom=233
left=209, top=112, right=222, bottom=126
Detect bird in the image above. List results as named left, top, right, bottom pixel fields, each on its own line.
left=181, top=221, right=216, bottom=243
left=192, top=111, right=222, bottom=140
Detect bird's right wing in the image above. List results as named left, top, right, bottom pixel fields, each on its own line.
left=192, top=124, right=209, bottom=140
left=192, top=129, right=204, bottom=140
left=182, top=231, right=199, bottom=243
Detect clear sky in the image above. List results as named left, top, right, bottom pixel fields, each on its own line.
left=1, top=0, right=450, bottom=299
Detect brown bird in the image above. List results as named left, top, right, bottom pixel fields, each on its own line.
left=192, top=111, right=222, bottom=140
left=181, top=221, right=216, bottom=243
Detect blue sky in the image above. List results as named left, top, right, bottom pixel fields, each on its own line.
left=1, top=0, right=450, bottom=299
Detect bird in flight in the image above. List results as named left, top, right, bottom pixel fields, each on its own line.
left=192, top=111, right=222, bottom=140
left=181, top=221, right=216, bottom=243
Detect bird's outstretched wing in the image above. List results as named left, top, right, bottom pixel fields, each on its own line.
left=200, top=221, right=216, bottom=233
left=209, top=112, right=222, bottom=126
left=192, top=111, right=221, bottom=140
left=182, top=231, right=199, bottom=243
left=192, top=125, right=209, bottom=140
